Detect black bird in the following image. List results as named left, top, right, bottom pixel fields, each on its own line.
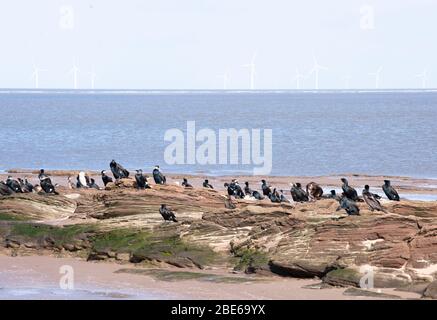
left=152, top=166, right=166, bottom=184
left=290, top=183, right=309, bottom=202
left=135, top=169, right=150, bottom=189
left=269, top=188, right=282, bottom=203
left=38, top=169, right=49, bottom=181
left=224, top=183, right=233, bottom=196
left=6, top=176, right=23, bottom=193
left=261, top=179, right=272, bottom=197
left=336, top=194, right=360, bottom=216
left=230, top=180, right=245, bottom=198
left=17, top=178, right=34, bottom=193
left=87, top=178, right=100, bottom=190
left=244, top=182, right=264, bottom=200
left=203, top=179, right=214, bottom=189
left=39, top=174, right=58, bottom=194
left=324, top=189, right=340, bottom=201
left=182, top=178, right=193, bottom=188
left=159, top=204, right=178, bottom=222
left=382, top=180, right=400, bottom=201
left=101, top=170, right=113, bottom=186
left=341, top=178, right=359, bottom=201
left=110, top=160, right=129, bottom=180
left=0, top=181, right=14, bottom=195
left=279, top=190, right=291, bottom=203
left=362, top=185, right=386, bottom=213
left=24, top=178, right=34, bottom=193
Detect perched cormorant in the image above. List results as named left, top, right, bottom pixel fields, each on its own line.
left=324, top=189, right=340, bottom=201
left=6, top=177, right=23, bottom=193
left=290, top=183, right=309, bottom=202
left=159, top=204, right=178, bottom=222
left=261, top=180, right=272, bottom=197
left=362, top=185, right=386, bottom=213
left=110, top=160, right=130, bottom=180
left=279, top=190, right=291, bottom=203
left=244, top=182, right=264, bottom=200
left=382, top=180, right=400, bottom=201
left=67, top=176, right=76, bottom=189
left=18, top=178, right=33, bottom=193
left=269, top=188, right=282, bottom=203
left=135, top=169, right=150, bottom=189
left=39, top=172, right=58, bottom=194
left=336, top=194, right=360, bottom=216
left=101, top=170, right=113, bottom=186
left=224, top=183, right=233, bottom=196
left=341, top=178, right=359, bottom=201
left=38, top=169, right=49, bottom=181
left=203, top=179, right=214, bottom=189
left=88, top=178, right=100, bottom=189
left=152, top=166, right=166, bottom=184
left=230, top=180, right=245, bottom=198
left=306, top=182, right=323, bottom=201
left=76, top=172, right=89, bottom=188
left=0, top=181, right=14, bottom=195
left=182, top=178, right=193, bottom=188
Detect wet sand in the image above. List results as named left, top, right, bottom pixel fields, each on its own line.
left=0, top=255, right=420, bottom=300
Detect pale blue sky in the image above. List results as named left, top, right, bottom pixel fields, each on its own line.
left=0, top=0, right=435, bottom=89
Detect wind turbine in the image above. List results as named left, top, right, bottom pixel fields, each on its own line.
left=30, top=65, right=47, bottom=89
left=368, top=66, right=383, bottom=89
left=308, top=54, right=327, bottom=90
left=242, top=52, right=257, bottom=90
left=342, top=75, right=352, bottom=89
left=415, top=68, right=428, bottom=89
left=292, top=68, right=305, bottom=90
left=217, top=70, right=229, bottom=90
left=68, top=59, right=80, bottom=89
left=88, top=67, right=97, bottom=89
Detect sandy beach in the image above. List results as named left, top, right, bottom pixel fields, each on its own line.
left=0, top=255, right=420, bottom=300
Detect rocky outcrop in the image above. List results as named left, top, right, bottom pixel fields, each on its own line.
left=423, top=281, right=437, bottom=299
left=1, top=184, right=437, bottom=294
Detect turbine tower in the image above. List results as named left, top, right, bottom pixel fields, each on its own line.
left=309, top=54, right=327, bottom=90
left=292, top=68, right=305, bottom=90
left=415, top=69, right=428, bottom=89
left=217, top=70, right=229, bottom=90
left=31, top=65, right=46, bottom=89
left=68, top=59, right=80, bottom=89
left=342, top=75, right=352, bottom=89
left=369, top=66, right=383, bottom=89
left=88, top=67, right=97, bottom=89
left=242, top=52, right=257, bottom=90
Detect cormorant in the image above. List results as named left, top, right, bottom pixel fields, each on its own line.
left=341, top=178, right=359, bottom=201
left=382, top=180, right=400, bottom=201
left=362, top=185, right=386, bottom=213
left=159, top=204, right=178, bottom=222
left=110, top=160, right=130, bottom=180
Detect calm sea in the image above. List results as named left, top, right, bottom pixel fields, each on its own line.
left=0, top=90, right=436, bottom=178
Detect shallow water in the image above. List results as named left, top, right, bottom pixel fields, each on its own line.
left=0, top=90, right=436, bottom=177
left=0, top=286, right=163, bottom=300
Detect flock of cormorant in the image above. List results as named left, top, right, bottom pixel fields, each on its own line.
left=0, top=160, right=401, bottom=221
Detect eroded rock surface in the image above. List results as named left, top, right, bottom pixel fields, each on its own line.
left=1, top=180, right=436, bottom=292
